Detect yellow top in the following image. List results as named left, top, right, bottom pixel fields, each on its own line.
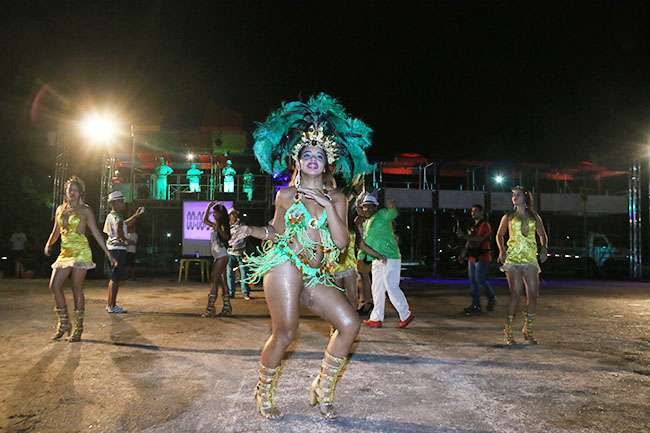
left=331, top=232, right=357, bottom=274
left=505, top=215, right=538, bottom=264
left=52, top=213, right=95, bottom=269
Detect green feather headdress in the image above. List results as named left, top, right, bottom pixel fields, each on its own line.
left=252, top=93, right=375, bottom=182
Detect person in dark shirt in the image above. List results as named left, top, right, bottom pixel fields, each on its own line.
left=457, top=204, right=496, bottom=315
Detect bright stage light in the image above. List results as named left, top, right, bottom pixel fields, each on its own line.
left=79, top=113, right=119, bottom=143
left=495, top=175, right=504, bottom=184
left=187, top=153, right=195, bottom=160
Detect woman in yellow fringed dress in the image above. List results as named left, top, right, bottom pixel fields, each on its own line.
left=496, top=185, right=548, bottom=345
left=44, top=176, right=118, bottom=342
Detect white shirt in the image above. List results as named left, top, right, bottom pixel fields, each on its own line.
left=126, top=232, right=138, bottom=253
left=103, top=212, right=128, bottom=250
left=10, top=232, right=27, bottom=251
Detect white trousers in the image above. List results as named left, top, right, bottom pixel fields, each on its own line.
left=369, top=259, right=411, bottom=322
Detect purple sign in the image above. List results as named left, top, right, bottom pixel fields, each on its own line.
left=183, top=201, right=233, bottom=241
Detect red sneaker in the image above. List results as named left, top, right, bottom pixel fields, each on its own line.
left=363, top=319, right=382, bottom=328
left=396, top=313, right=415, bottom=329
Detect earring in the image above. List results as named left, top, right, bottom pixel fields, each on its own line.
left=295, top=166, right=301, bottom=189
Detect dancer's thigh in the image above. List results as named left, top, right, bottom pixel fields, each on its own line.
left=522, top=269, right=540, bottom=296
left=263, top=261, right=304, bottom=331
left=506, top=269, right=525, bottom=296
left=301, top=283, right=357, bottom=330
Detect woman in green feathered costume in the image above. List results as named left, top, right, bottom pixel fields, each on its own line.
left=229, top=93, right=374, bottom=421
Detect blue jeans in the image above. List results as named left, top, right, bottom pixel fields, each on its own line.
left=468, top=260, right=495, bottom=307
left=227, top=255, right=249, bottom=297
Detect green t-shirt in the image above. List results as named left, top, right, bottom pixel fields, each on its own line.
left=361, top=207, right=401, bottom=260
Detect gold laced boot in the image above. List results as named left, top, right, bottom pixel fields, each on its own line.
left=254, top=363, right=283, bottom=420
left=201, top=294, right=217, bottom=317
left=309, top=351, right=349, bottom=420
left=218, top=293, right=232, bottom=317
left=67, top=309, right=84, bottom=342
left=52, top=307, right=71, bottom=340
left=504, top=314, right=516, bottom=345
left=522, top=311, right=538, bottom=344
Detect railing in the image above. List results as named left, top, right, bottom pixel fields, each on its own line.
left=118, top=173, right=272, bottom=205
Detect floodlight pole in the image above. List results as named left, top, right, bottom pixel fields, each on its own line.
left=130, top=124, right=136, bottom=203
left=629, top=160, right=642, bottom=279
left=51, top=128, right=70, bottom=219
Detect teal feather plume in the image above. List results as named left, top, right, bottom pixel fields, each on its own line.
left=252, top=93, right=375, bottom=182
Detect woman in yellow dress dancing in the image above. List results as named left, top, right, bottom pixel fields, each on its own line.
left=496, top=185, right=548, bottom=345
left=44, top=176, right=118, bottom=342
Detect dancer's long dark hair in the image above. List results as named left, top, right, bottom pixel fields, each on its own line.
left=212, top=203, right=231, bottom=244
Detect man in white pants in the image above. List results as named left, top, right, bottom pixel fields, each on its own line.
left=360, top=195, right=415, bottom=329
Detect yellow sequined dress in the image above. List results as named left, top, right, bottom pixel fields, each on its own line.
left=52, top=213, right=96, bottom=270
left=500, top=215, right=540, bottom=273
left=331, top=232, right=358, bottom=278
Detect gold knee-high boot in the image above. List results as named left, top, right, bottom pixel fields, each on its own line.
left=504, top=314, right=516, bottom=345
left=68, top=309, right=84, bottom=342
left=309, top=351, right=349, bottom=420
left=218, top=292, right=232, bottom=317
left=202, top=294, right=217, bottom=317
left=254, top=363, right=283, bottom=420
left=52, top=307, right=71, bottom=340
left=522, top=311, right=538, bottom=344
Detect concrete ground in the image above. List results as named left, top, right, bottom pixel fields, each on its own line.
left=0, top=276, right=649, bottom=433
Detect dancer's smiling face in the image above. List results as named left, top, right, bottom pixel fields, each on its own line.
left=299, top=146, right=326, bottom=175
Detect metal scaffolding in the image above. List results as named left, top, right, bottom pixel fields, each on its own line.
left=51, top=129, right=70, bottom=218
left=99, top=152, right=116, bottom=221
left=628, top=160, right=642, bottom=279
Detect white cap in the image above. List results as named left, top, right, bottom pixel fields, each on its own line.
left=108, top=191, right=125, bottom=202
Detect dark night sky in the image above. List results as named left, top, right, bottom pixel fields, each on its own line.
left=3, top=0, right=650, bottom=167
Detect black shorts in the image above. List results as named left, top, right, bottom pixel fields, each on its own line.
left=126, top=252, right=136, bottom=266
left=110, top=250, right=127, bottom=282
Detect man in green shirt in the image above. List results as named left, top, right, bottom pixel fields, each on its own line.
left=360, top=195, right=415, bottom=328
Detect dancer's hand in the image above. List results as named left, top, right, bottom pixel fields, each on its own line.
left=498, top=251, right=506, bottom=264
left=538, top=246, right=548, bottom=264
left=298, top=188, right=331, bottom=207
left=44, top=243, right=51, bottom=256
left=229, top=224, right=251, bottom=245
left=108, top=253, right=118, bottom=268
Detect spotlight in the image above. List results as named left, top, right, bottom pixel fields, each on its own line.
left=495, top=175, right=504, bottom=184
left=79, top=112, right=119, bottom=143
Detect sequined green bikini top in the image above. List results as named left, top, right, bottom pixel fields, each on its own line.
left=284, top=199, right=328, bottom=230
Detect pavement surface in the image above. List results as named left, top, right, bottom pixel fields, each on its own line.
left=0, top=276, right=649, bottom=433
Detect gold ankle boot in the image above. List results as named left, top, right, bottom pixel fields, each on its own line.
left=52, top=307, right=71, bottom=340
left=504, top=315, right=516, bottom=345
left=309, top=351, right=348, bottom=420
left=522, top=311, right=538, bottom=344
left=218, top=294, right=232, bottom=317
left=67, top=309, right=84, bottom=342
left=201, top=294, right=217, bottom=317
left=254, top=363, right=283, bottom=420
